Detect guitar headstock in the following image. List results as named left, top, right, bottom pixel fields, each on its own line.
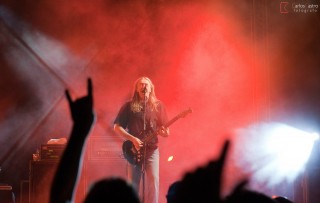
left=164, top=108, right=192, bottom=128
left=179, top=108, right=192, bottom=118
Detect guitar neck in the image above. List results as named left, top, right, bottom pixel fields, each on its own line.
left=142, top=118, right=176, bottom=143
left=142, top=108, right=192, bottom=143
left=164, top=114, right=183, bottom=128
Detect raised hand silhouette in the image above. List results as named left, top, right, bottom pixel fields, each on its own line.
left=173, top=140, right=230, bottom=203
left=65, top=78, right=94, bottom=125
left=51, top=78, right=139, bottom=203
left=51, top=78, right=95, bottom=203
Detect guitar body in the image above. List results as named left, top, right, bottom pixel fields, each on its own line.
left=122, top=108, right=192, bottom=166
left=122, top=140, right=142, bottom=166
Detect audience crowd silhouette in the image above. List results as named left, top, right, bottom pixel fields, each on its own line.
left=50, top=78, right=294, bottom=203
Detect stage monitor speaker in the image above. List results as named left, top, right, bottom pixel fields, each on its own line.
left=29, top=160, right=58, bottom=203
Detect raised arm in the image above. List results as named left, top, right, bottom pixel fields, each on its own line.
left=174, top=140, right=230, bottom=203
left=50, top=78, right=95, bottom=203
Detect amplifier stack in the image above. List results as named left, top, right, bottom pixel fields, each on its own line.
left=40, top=144, right=65, bottom=160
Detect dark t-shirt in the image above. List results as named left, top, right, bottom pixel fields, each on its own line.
left=114, top=101, right=168, bottom=148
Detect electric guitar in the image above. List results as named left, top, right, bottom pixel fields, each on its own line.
left=122, top=108, right=192, bottom=166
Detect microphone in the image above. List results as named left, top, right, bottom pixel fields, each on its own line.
left=142, top=87, right=147, bottom=94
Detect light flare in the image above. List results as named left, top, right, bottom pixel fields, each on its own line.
left=168, top=156, right=174, bottom=162
left=233, top=122, right=319, bottom=187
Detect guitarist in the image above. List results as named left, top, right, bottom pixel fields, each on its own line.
left=114, top=76, right=169, bottom=203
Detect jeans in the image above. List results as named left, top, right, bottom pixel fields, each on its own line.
left=127, top=148, right=159, bottom=203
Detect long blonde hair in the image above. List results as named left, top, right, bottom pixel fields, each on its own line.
left=130, top=77, right=159, bottom=113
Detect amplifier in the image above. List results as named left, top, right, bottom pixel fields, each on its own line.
left=29, top=160, right=58, bottom=203
left=0, top=184, right=15, bottom=203
left=40, top=144, right=66, bottom=160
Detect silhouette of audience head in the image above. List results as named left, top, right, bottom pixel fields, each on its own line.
left=83, top=177, right=140, bottom=203
left=166, top=181, right=182, bottom=203
left=273, top=196, right=294, bottom=203
left=225, top=189, right=277, bottom=203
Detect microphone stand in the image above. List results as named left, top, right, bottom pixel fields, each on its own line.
left=141, top=92, right=147, bottom=203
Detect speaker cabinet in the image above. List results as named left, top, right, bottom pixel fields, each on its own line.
left=86, top=136, right=127, bottom=190
left=29, top=161, right=58, bottom=203
left=20, top=180, right=29, bottom=203
left=304, top=167, right=320, bottom=203
left=0, top=185, right=15, bottom=203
